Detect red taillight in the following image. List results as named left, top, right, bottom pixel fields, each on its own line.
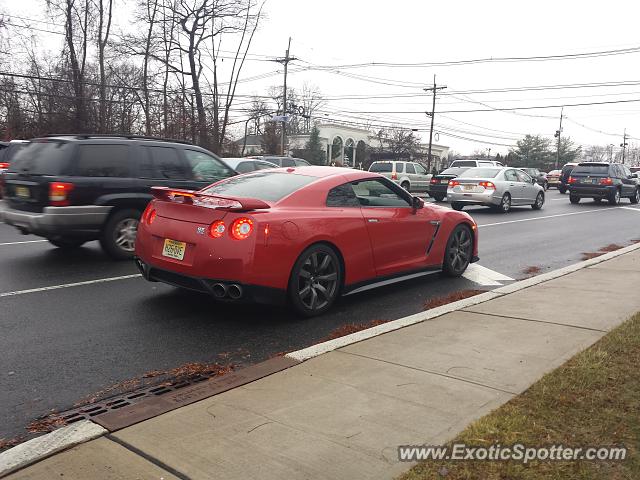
left=391, top=172, right=398, bottom=180
left=600, top=177, right=613, bottom=185
left=49, top=182, right=74, bottom=206
left=0, top=162, right=9, bottom=169
left=230, top=218, right=254, bottom=240
left=449, top=180, right=460, bottom=187
left=147, top=209, right=157, bottom=224
left=208, top=220, right=226, bottom=238
left=430, top=177, right=438, bottom=184
left=568, top=176, right=575, bottom=184
left=478, top=181, right=496, bottom=189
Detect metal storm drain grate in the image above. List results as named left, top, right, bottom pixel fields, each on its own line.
left=57, top=374, right=212, bottom=424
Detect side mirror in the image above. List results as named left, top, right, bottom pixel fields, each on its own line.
left=532, top=178, right=537, bottom=184
left=412, top=196, right=424, bottom=210
left=631, top=173, right=638, bottom=179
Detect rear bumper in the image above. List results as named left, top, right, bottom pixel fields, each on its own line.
left=135, top=256, right=286, bottom=306
left=447, top=189, right=501, bottom=206
left=0, top=202, right=111, bottom=237
left=426, top=184, right=448, bottom=196
left=569, top=185, right=615, bottom=198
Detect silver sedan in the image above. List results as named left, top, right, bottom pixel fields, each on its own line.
left=447, top=167, right=545, bottom=213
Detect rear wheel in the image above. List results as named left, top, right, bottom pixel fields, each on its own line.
left=451, top=202, right=464, bottom=211
left=433, top=193, right=445, bottom=202
left=401, top=181, right=410, bottom=191
left=630, top=188, right=640, bottom=204
left=288, top=244, right=342, bottom=317
left=443, top=225, right=473, bottom=277
left=496, top=193, right=511, bottom=213
left=569, top=195, right=580, bottom=204
left=559, top=186, right=567, bottom=194
left=532, top=192, right=544, bottom=210
left=608, top=188, right=621, bottom=205
left=48, top=237, right=87, bottom=249
left=100, top=209, right=141, bottom=260
left=543, top=181, right=549, bottom=191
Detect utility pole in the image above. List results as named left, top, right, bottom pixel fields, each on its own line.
left=554, top=107, right=563, bottom=169
left=271, top=38, right=297, bottom=156
left=621, top=129, right=628, bottom=164
left=424, top=75, right=447, bottom=169
left=487, top=148, right=491, bottom=159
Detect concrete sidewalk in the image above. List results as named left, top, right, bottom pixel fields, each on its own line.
left=4, top=248, right=640, bottom=480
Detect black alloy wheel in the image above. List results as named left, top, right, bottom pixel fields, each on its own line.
left=570, top=195, right=580, bottom=204
left=289, top=244, right=341, bottom=316
left=532, top=192, right=544, bottom=210
left=630, top=188, right=640, bottom=204
left=443, top=225, right=473, bottom=277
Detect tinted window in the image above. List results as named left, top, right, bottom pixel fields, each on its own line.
left=504, top=170, right=519, bottom=182
left=351, top=179, right=410, bottom=207
left=405, top=163, right=416, bottom=174
left=3, top=143, right=29, bottom=163
left=74, top=145, right=130, bottom=177
left=281, top=158, right=296, bottom=167
left=415, top=164, right=427, bottom=175
left=462, top=168, right=501, bottom=178
left=451, top=160, right=477, bottom=167
left=622, top=165, right=632, bottom=177
left=515, top=170, right=531, bottom=182
left=326, top=183, right=360, bottom=207
left=572, top=165, right=610, bottom=175
left=201, top=172, right=316, bottom=202
left=255, top=161, right=276, bottom=170
left=184, top=150, right=235, bottom=182
left=295, top=159, right=311, bottom=167
left=235, top=161, right=255, bottom=174
left=8, top=140, right=73, bottom=175
left=396, top=163, right=405, bottom=173
left=369, top=163, right=393, bottom=173
left=144, top=146, right=188, bottom=179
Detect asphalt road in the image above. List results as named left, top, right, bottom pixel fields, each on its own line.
left=1, top=189, right=640, bottom=443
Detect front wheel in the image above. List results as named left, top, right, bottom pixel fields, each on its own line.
left=569, top=195, right=580, bottom=204
left=443, top=225, right=473, bottom=277
left=451, top=202, right=464, bottom=211
left=401, top=181, right=410, bottom=192
left=48, top=237, right=87, bottom=249
left=532, top=192, right=544, bottom=210
left=288, top=244, right=342, bottom=317
left=100, top=209, right=142, bottom=260
left=630, top=188, right=640, bottom=204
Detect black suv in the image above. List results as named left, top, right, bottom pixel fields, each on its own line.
left=568, top=162, right=639, bottom=205
left=0, top=135, right=236, bottom=259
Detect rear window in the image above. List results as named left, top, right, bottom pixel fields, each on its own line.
left=369, top=163, right=393, bottom=173
left=572, top=165, right=609, bottom=175
left=451, top=160, right=477, bottom=167
left=201, top=172, right=317, bottom=202
left=7, top=140, right=73, bottom=175
left=462, top=167, right=501, bottom=178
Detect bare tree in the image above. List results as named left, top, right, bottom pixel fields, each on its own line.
left=95, top=0, right=113, bottom=132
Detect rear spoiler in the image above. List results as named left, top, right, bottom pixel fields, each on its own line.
left=151, top=187, right=270, bottom=211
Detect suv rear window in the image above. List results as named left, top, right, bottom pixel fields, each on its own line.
left=572, top=165, right=609, bottom=175
left=369, top=163, right=392, bottom=173
left=451, top=161, right=477, bottom=167
left=201, top=172, right=317, bottom=202
left=7, top=140, right=73, bottom=175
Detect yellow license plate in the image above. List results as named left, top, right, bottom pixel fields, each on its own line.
left=15, top=186, right=30, bottom=198
left=162, top=238, right=186, bottom=261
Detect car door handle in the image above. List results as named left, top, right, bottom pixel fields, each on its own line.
left=367, top=218, right=379, bottom=223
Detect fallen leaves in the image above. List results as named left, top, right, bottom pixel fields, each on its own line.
left=424, top=290, right=485, bottom=310
left=322, top=320, right=388, bottom=342
left=581, top=243, right=624, bottom=261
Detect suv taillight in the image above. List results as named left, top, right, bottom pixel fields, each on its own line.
left=600, top=177, right=613, bottom=185
left=49, top=182, right=74, bottom=206
left=568, top=176, right=575, bottom=184
left=430, top=177, right=438, bottom=184
left=391, top=172, right=398, bottom=180
left=0, top=162, right=9, bottom=169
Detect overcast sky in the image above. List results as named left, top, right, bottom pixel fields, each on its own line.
left=3, top=0, right=640, bottom=157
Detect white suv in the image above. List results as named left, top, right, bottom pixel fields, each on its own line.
left=368, top=161, right=432, bottom=192
left=449, top=159, right=504, bottom=168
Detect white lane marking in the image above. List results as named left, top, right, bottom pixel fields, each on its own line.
left=0, top=274, right=142, bottom=298
left=620, top=206, right=640, bottom=212
left=463, top=264, right=514, bottom=286
left=478, top=206, right=638, bottom=228
left=0, top=239, right=47, bottom=246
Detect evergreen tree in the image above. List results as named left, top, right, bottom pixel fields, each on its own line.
left=305, top=126, right=326, bottom=165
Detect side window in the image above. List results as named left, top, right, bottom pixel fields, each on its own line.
left=515, top=170, right=531, bottom=183
left=415, top=164, right=427, bottom=175
left=405, top=163, right=416, bottom=174
left=623, top=165, right=632, bottom=177
left=143, top=146, right=189, bottom=179
left=351, top=179, right=411, bottom=207
left=184, top=150, right=234, bottom=182
left=75, top=144, right=130, bottom=177
left=281, top=158, right=296, bottom=167
left=395, top=163, right=404, bottom=174
left=504, top=169, right=519, bottom=182
left=326, top=183, right=360, bottom=207
left=255, top=161, right=276, bottom=170
left=235, top=161, right=255, bottom=174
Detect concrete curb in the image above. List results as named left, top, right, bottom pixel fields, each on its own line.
left=285, top=241, right=640, bottom=362
left=0, top=420, right=106, bottom=478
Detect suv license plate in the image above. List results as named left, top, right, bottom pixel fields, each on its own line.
left=15, top=186, right=30, bottom=198
left=441, top=179, right=449, bottom=184
left=162, top=239, right=186, bottom=260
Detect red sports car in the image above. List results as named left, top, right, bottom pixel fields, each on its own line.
left=135, top=167, right=479, bottom=316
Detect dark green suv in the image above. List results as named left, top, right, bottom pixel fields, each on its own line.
left=0, top=135, right=236, bottom=259
left=568, top=162, right=639, bottom=205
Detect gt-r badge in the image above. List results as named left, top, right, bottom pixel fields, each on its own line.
left=196, top=226, right=206, bottom=235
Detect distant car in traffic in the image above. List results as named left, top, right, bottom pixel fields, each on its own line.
left=0, top=140, right=30, bottom=198
left=568, top=162, right=639, bottom=205
left=447, top=166, right=545, bottom=213
left=222, top=157, right=278, bottom=173
left=449, top=159, right=504, bottom=168
left=518, top=167, right=548, bottom=190
left=559, top=162, right=579, bottom=194
left=1, top=135, right=236, bottom=259
left=368, top=160, right=432, bottom=192
left=427, top=167, right=471, bottom=201
left=546, top=169, right=561, bottom=189
left=630, top=166, right=640, bottom=174
left=248, top=155, right=311, bottom=168
left=134, top=167, right=479, bottom=316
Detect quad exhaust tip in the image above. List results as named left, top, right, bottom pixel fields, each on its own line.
left=211, top=283, right=228, bottom=298
left=228, top=284, right=243, bottom=300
